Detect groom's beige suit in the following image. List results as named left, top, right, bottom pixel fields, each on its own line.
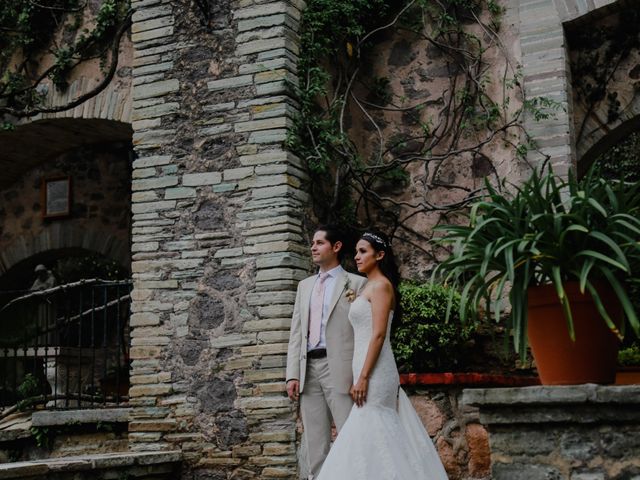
left=286, top=267, right=366, bottom=478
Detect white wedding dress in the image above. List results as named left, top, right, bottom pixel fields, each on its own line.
left=317, top=296, right=449, bottom=480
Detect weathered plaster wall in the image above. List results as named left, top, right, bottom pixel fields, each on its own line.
left=128, top=0, right=307, bottom=478
left=0, top=143, right=132, bottom=276
left=340, top=2, right=525, bottom=278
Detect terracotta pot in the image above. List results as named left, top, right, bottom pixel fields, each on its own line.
left=527, top=281, right=621, bottom=385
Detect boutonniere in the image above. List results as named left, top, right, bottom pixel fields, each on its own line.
left=344, top=277, right=356, bottom=302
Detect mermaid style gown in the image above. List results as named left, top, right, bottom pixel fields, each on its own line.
left=317, top=296, right=449, bottom=480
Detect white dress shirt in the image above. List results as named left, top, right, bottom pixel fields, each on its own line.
left=308, top=264, right=344, bottom=351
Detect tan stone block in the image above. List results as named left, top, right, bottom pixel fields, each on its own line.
left=129, top=419, right=177, bottom=432
left=262, top=443, right=294, bottom=456
left=436, top=436, right=460, bottom=478
left=240, top=343, right=288, bottom=356
left=232, top=444, right=262, bottom=457
left=198, top=457, right=243, bottom=466
left=130, top=373, right=159, bottom=385
left=130, top=346, right=163, bottom=359
left=248, top=455, right=297, bottom=466
left=410, top=395, right=444, bottom=436
left=261, top=467, right=296, bottom=478
left=254, top=383, right=286, bottom=395
left=239, top=396, right=290, bottom=410
left=129, top=384, right=172, bottom=397
left=224, top=358, right=255, bottom=370
left=244, top=369, right=285, bottom=382
left=465, top=423, right=491, bottom=477
left=249, top=430, right=295, bottom=443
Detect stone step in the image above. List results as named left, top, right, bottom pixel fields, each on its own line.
left=0, top=451, right=182, bottom=479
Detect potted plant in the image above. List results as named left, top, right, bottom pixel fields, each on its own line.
left=433, top=165, right=640, bottom=384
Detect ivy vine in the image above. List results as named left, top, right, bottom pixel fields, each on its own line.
left=286, top=0, right=560, bottom=255
left=0, top=0, right=132, bottom=126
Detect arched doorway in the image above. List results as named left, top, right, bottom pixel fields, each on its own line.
left=0, top=250, right=131, bottom=409
left=0, top=118, right=133, bottom=411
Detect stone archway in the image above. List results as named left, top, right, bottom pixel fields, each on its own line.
left=0, top=118, right=132, bottom=191
left=518, top=0, right=627, bottom=176
left=0, top=119, right=133, bottom=279
left=0, top=225, right=129, bottom=277
left=578, top=115, right=640, bottom=175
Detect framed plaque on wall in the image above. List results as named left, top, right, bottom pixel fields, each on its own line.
left=42, top=176, right=72, bottom=218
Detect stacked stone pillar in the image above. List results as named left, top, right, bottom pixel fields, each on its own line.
left=129, top=0, right=307, bottom=477
left=518, top=0, right=618, bottom=175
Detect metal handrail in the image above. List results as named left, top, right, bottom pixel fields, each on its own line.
left=0, top=279, right=132, bottom=411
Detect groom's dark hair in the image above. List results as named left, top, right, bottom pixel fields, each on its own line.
left=315, top=224, right=346, bottom=259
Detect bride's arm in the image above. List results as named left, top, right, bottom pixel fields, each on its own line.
left=351, top=280, right=394, bottom=407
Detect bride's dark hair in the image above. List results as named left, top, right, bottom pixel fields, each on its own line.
left=359, top=231, right=402, bottom=324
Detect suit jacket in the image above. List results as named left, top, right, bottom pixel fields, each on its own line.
left=286, top=269, right=367, bottom=394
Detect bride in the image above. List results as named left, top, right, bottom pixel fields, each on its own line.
left=317, top=232, right=449, bottom=480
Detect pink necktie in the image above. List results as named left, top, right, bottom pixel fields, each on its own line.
left=308, top=272, right=329, bottom=348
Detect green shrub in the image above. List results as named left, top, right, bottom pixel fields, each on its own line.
left=391, top=282, right=477, bottom=372
left=618, top=343, right=640, bottom=366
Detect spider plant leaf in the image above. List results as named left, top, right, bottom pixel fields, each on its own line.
left=584, top=280, right=621, bottom=337
left=494, top=274, right=508, bottom=323
left=588, top=231, right=630, bottom=271
left=578, top=258, right=595, bottom=293
left=552, top=266, right=575, bottom=341
left=600, top=267, right=640, bottom=337
left=575, top=250, right=628, bottom=273
left=587, top=197, right=608, bottom=218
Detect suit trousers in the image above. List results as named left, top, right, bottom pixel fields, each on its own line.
left=300, top=356, right=353, bottom=478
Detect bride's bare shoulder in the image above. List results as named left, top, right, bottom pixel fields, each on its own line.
left=361, top=279, right=393, bottom=298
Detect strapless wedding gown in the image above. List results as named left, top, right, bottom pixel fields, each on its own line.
left=317, top=296, right=449, bottom=480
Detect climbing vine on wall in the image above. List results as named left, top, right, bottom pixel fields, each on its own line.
left=0, top=0, right=132, bottom=125
left=287, top=0, right=560, bottom=255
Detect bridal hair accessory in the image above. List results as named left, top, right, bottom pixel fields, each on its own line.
left=362, top=232, right=387, bottom=248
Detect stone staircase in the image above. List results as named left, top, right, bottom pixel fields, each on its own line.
left=0, top=451, right=182, bottom=479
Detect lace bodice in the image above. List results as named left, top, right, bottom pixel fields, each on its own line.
left=349, top=296, right=399, bottom=410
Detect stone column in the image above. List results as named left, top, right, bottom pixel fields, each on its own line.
left=129, top=0, right=307, bottom=478
left=518, top=0, right=576, bottom=176
left=463, top=385, right=640, bottom=479
left=518, top=0, right=619, bottom=176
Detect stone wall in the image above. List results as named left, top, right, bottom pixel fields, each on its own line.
left=463, top=385, right=640, bottom=479
left=120, top=1, right=640, bottom=479
left=408, top=387, right=491, bottom=480
left=0, top=143, right=132, bottom=277
left=128, top=0, right=307, bottom=478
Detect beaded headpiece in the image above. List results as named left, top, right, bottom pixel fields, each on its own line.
left=361, top=232, right=388, bottom=249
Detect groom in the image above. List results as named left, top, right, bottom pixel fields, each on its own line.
left=286, top=225, right=366, bottom=479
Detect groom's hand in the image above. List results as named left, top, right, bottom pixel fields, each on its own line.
left=286, top=379, right=300, bottom=401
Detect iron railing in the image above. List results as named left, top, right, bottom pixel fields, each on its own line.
left=0, top=279, right=132, bottom=410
